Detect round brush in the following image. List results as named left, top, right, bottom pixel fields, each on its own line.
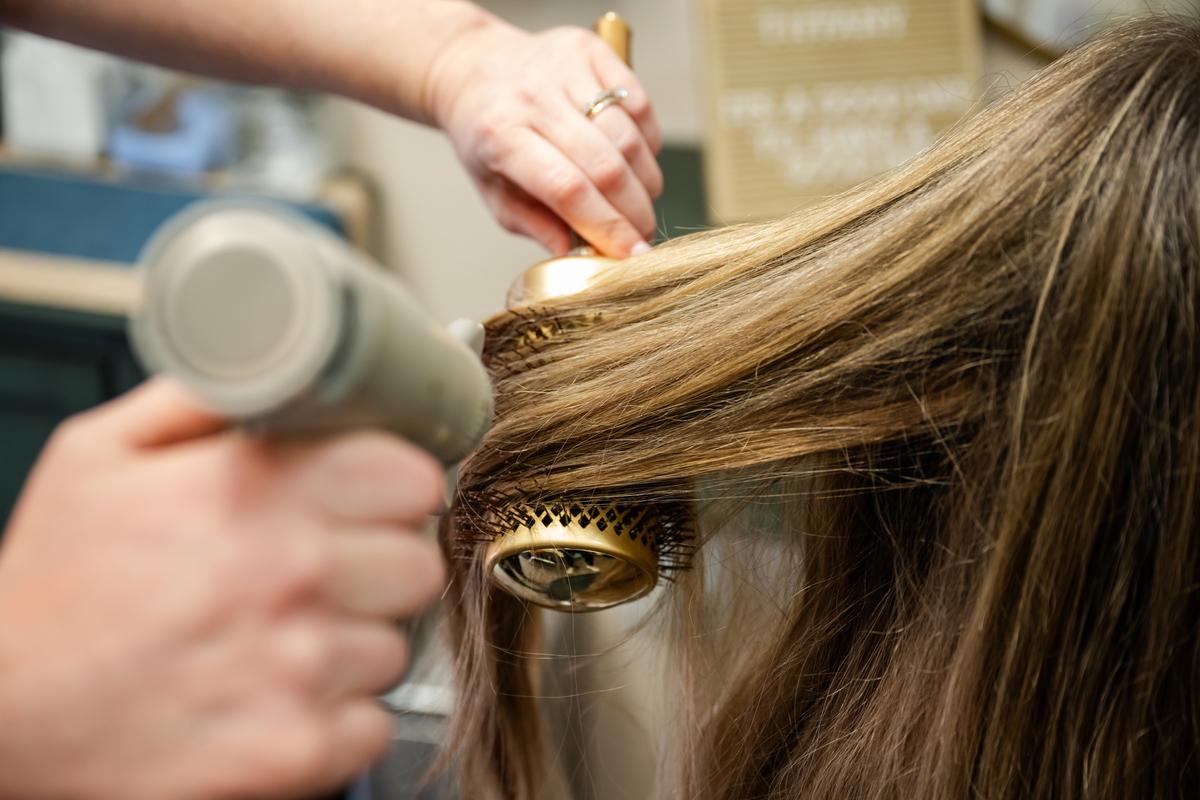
left=482, top=13, right=693, bottom=612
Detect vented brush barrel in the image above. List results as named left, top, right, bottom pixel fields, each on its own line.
left=486, top=501, right=661, bottom=610
left=484, top=12, right=676, bottom=612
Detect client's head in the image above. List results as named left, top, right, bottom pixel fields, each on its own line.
left=443, top=17, right=1200, bottom=800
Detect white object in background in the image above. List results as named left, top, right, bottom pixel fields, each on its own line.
left=981, top=0, right=1019, bottom=28
left=227, top=91, right=334, bottom=199
left=2, top=33, right=118, bottom=160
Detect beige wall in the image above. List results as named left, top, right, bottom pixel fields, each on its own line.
left=330, top=99, right=544, bottom=325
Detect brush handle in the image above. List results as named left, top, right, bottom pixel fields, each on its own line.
left=567, top=12, right=634, bottom=252
left=594, top=11, right=632, bottom=66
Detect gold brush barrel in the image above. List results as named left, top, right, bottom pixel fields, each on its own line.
left=484, top=12, right=674, bottom=612
left=488, top=501, right=662, bottom=610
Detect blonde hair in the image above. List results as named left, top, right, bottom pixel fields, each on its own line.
left=442, top=17, right=1200, bottom=799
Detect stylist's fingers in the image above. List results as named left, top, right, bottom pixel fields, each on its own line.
left=497, top=127, right=650, bottom=257
left=291, top=432, right=445, bottom=525
left=479, top=178, right=571, bottom=256
left=322, top=620, right=411, bottom=698
left=576, top=95, right=663, bottom=202
left=75, top=377, right=227, bottom=451
left=588, top=46, right=663, bottom=155
left=536, top=92, right=657, bottom=239
left=320, top=702, right=394, bottom=788
left=252, top=700, right=392, bottom=800
left=327, top=528, right=446, bottom=618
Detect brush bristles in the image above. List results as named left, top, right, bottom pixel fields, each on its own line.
left=453, top=490, right=696, bottom=578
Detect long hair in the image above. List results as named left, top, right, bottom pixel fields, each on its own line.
left=441, top=17, right=1200, bottom=799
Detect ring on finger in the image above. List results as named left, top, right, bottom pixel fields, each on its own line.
left=582, top=86, right=629, bottom=119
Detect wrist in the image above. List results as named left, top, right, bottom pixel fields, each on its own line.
left=340, top=0, right=502, bottom=125
left=417, top=2, right=516, bottom=129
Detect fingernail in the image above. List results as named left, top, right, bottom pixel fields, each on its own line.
left=631, top=241, right=652, bottom=256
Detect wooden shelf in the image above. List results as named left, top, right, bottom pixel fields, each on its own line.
left=0, top=249, right=138, bottom=317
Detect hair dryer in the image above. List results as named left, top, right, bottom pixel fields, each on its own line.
left=128, top=201, right=493, bottom=464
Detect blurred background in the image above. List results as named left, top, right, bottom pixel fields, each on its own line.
left=0, top=1, right=1194, bottom=798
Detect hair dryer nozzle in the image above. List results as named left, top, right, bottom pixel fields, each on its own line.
left=129, top=202, right=493, bottom=465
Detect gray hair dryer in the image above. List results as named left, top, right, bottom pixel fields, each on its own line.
left=128, top=202, right=493, bottom=465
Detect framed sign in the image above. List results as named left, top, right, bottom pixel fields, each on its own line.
left=700, top=0, right=982, bottom=221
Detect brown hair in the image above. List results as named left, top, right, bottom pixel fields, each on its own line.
left=442, top=17, right=1200, bottom=799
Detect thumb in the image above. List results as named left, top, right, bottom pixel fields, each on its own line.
left=89, top=377, right=228, bottom=449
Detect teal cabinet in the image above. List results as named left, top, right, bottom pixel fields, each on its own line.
left=0, top=302, right=142, bottom=527
left=0, top=162, right=350, bottom=531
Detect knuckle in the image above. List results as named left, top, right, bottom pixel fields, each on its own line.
left=512, top=84, right=539, bottom=110
left=375, top=629, right=411, bottom=688
left=614, top=130, right=641, bottom=161
left=308, top=431, right=443, bottom=520
left=492, top=201, right=520, bottom=235
left=576, top=28, right=602, bottom=50
left=45, top=413, right=92, bottom=458
left=648, top=163, right=665, bottom=198
left=392, top=633, right=411, bottom=678
left=204, top=531, right=251, bottom=583
left=421, top=550, right=449, bottom=602
left=548, top=26, right=590, bottom=49
left=274, top=623, right=334, bottom=692
left=603, top=217, right=640, bottom=250
left=472, top=113, right=510, bottom=171
left=265, top=723, right=331, bottom=786
left=282, top=534, right=334, bottom=596
left=406, top=455, right=445, bottom=516
left=545, top=227, right=570, bottom=255
left=399, top=538, right=447, bottom=596
left=547, top=169, right=589, bottom=208
left=355, top=431, right=441, bottom=496
left=622, top=89, right=650, bottom=119
left=591, top=156, right=628, bottom=194
left=227, top=431, right=272, bottom=465
left=313, top=431, right=395, bottom=488
left=158, top=536, right=242, bottom=633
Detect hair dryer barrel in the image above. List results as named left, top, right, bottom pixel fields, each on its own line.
left=129, top=203, right=493, bottom=465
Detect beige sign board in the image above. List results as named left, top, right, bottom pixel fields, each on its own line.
left=700, top=0, right=982, bottom=221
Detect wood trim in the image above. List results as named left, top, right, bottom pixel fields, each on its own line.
left=0, top=249, right=139, bottom=316
left=0, top=145, right=378, bottom=253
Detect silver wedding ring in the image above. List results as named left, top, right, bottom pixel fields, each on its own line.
left=583, top=86, right=629, bottom=119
